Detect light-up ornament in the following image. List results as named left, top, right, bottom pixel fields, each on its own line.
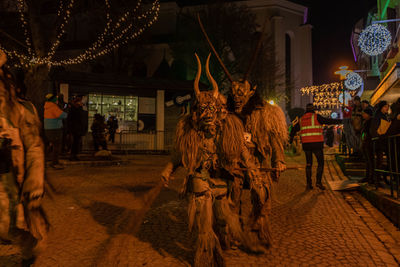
left=358, top=24, right=392, bottom=56
left=338, top=92, right=352, bottom=105
left=334, top=66, right=351, bottom=80
left=344, top=72, right=363, bottom=90
left=331, top=112, right=338, bottom=119
left=268, top=100, right=275, bottom=105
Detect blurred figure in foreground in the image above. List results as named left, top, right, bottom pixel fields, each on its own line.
left=0, top=50, right=48, bottom=265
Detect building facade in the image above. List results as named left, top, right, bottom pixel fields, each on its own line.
left=351, top=0, right=400, bottom=105
left=146, top=0, right=313, bottom=115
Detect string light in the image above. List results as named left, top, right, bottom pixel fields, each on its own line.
left=316, top=110, right=333, bottom=116
left=46, top=0, right=75, bottom=61
left=301, top=82, right=357, bottom=109
left=17, top=0, right=33, bottom=56
left=50, top=1, right=159, bottom=66
left=1, top=0, right=160, bottom=67
left=344, top=71, right=363, bottom=90
left=358, top=24, right=392, bottom=56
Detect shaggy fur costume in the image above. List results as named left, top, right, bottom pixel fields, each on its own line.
left=0, top=64, right=48, bottom=260
left=162, top=54, right=264, bottom=267
left=232, top=93, right=288, bottom=247
left=164, top=112, right=264, bottom=265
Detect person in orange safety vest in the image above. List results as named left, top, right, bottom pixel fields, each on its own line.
left=289, top=104, right=342, bottom=190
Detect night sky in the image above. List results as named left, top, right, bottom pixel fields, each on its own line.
left=178, top=0, right=379, bottom=85
left=292, top=0, right=377, bottom=85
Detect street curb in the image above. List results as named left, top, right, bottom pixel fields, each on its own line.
left=48, top=159, right=130, bottom=167
left=359, top=184, right=400, bottom=228
left=334, top=155, right=400, bottom=228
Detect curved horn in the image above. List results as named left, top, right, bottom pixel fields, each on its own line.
left=194, top=53, right=201, bottom=98
left=205, top=53, right=219, bottom=98
left=197, top=14, right=233, bottom=83
left=243, top=18, right=269, bottom=81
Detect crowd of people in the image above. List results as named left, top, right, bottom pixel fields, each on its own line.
left=288, top=95, right=400, bottom=189
left=43, top=94, right=119, bottom=169
left=341, top=96, right=400, bottom=185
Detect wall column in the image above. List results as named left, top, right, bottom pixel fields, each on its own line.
left=298, top=24, right=313, bottom=107
left=156, top=90, right=165, bottom=150
left=272, top=16, right=286, bottom=114
left=59, top=83, right=69, bottom=103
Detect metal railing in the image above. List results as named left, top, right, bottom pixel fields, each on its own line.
left=372, top=134, right=400, bottom=199
left=81, top=130, right=175, bottom=153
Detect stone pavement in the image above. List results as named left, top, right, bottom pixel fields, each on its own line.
left=0, top=154, right=400, bottom=266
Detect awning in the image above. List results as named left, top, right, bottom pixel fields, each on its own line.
left=371, top=62, right=400, bottom=105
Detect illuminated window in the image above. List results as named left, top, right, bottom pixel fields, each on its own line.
left=88, top=93, right=138, bottom=130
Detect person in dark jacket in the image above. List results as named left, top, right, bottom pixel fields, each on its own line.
left=91, top=114, right=108, bottom=151
left=67, top=96, right=87, bottom=160
left=370, top=101, right=391, bottom=185
left=326, top=125, right=334, bottom=147
left=290, top=104, right=342, bottom=190
left=361, top=100, right=373, bottom=111
left=360, top=107, right=374, bottom=183
left=107, top=115, right=119, bottom=143
left=388, top=97, right=400, bottom=135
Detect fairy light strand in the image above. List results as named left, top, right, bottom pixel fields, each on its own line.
left=17, top=0, right=33, bottom=56
left=46, top=0, right=75, bottom=61
left=51, top=1, right=159, bottom=66
left=2, top=0, right=160, bottom=67
left=300, top=82, right=357, bottom=109
left=59, top=0, right=144, bottom=65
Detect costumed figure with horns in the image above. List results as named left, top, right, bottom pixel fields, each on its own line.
left=161, top=53, right=264, bottom=267
left=198, top=15, right=288, bottom=248
left=0, top=50, right=48, bottom=264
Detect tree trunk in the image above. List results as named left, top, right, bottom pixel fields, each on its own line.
left=24, top=65, right=51, bottom=122
left=24, top=0, right=54, bottom=121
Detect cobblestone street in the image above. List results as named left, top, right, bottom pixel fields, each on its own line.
left=1, top=154, right=400, bottom=266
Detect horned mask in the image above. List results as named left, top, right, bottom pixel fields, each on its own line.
left=198, top=14, right=263, bottom=113
left=193, top=53, right=225, bottom=130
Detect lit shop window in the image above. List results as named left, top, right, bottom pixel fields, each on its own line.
left=88, top=93, right=138, bottom=129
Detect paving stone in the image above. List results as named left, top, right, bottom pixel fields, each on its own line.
left=0, top=154, right=399, bottom=266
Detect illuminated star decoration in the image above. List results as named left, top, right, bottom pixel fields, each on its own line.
left=344, top=72, right=363, bottom=90
left=358, top=24, right=392, bottom=56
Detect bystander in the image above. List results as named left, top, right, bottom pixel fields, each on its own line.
left=289, top=104, right=342, bottom=190
left=360, top=107, right=374, bottom=183
left=44, top=94, right=67, bottom=169
left=67, top=96, right=87, bottom=160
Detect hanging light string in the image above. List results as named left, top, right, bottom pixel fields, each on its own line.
left=52, top=0, right=145, bottom=65
left=17, top=0, right=33, bottom=56
left=50, top=0, right=160, bottom=66
left=300, top=82, right=357, bottom=109
left=46, top=0, right=75, bottom=61
left=1, top=0, right=160, bottom=67
left=316, top=110, right=333, bottom=116
left=57, top=0, right=65, bottom=17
